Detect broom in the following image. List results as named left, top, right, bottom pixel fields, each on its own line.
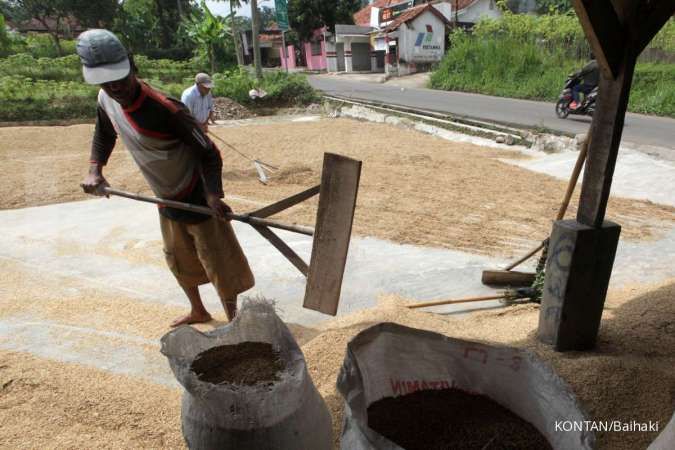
left=207, top=131, right=278, bottom=184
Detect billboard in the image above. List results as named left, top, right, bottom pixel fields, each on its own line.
left=379, top=0, right=414, bottom=25
left=275, top=0, right=289, bottom=30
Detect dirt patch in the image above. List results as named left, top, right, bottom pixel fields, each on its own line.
left=212, top=97, right=255, bottom=121
left=368, top=388, right=551, bottom=450
left=0, top=119, right=673, bottom=256
left=191, top=342, right=283, bottom=386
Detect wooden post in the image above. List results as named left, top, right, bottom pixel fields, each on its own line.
left=576, top=51, right=636, bottom=227
left=538, top=0, right=675, bottom=351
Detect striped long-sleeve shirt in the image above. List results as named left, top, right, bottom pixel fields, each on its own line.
left=91, top=81, right=223, bottom=223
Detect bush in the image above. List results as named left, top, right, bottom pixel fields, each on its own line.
left=0, top=55, right=318, bottom=122
left=0, top=75, right=97, bottom=121
left=212, top=68, right=318, bottom=107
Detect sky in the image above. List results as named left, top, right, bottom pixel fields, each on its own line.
left=204, top=0, right=277, bottom=18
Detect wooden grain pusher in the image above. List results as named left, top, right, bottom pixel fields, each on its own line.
left=104, top=153, right=361, bottom=316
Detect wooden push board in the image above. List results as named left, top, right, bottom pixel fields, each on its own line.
left=303, top=153, right=362, bottom=315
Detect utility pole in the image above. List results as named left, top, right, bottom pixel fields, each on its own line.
left=251, top=0, right=263, bottom=80
left=454, top=0, right=458, bottom=27
left=230, top=1, right=244, bottom=66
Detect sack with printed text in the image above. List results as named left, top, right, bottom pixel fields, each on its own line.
left=337, top=322, right=595, bottom=450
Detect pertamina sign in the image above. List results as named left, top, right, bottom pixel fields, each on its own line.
left=412, top=24, right=442, bottom=62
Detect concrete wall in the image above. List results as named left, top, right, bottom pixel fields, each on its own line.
left=326, top=40, right=338, bottom=72
left=399, top=11, right=446, bottom=65
left=304, top=40, right=327, bottom=71
left=280, top=45, right=296, bottom=69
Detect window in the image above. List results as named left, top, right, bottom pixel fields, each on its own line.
left=311, top=41, right=322, bottom=56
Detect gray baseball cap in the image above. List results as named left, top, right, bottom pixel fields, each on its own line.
left=76, top=29, right=130, bottom=85
left=195, top=73, right=214, bottom=89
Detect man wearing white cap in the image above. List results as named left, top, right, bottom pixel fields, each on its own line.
left=76, top=29, right=254, bottom=327
left=181, top=73, right=215, bottom=132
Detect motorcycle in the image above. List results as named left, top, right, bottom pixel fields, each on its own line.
left=555, top=73, right=597, bottom=119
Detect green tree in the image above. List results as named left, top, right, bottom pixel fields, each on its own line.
left=69, top=0, right=118, bottom=28
left=114, top=0, right=162, bottom=52
left=114, top=0, right=196, bottom=59
left=288, top=0, right=322, bottom=41
left=0, top=14, right=11, bottom=57
left=184, top=0, right=231, bottom=73
left=4, top=0, right=72, bottom=55
left=210, top=0, right=248, bottom=66
left=288, top=0, right=361, bottom=41
left=3, top=0, right=118, bottom=55
left=154, top=0, right=191, bottom=48
left=259, top=5, right=276, bottom=29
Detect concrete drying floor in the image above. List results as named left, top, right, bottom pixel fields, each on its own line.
left=2, top=193, right=675, bottom=388
left=1, top=116, right=673, bottom=448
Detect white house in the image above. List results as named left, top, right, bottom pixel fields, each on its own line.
left=432, top=0, right=502, bottom=26
left=377, top=4, right=451, bottom=76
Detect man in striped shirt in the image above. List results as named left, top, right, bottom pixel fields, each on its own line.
left=77, top=29, right=254, bottom=327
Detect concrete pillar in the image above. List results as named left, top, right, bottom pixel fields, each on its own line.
left=325, top=41, right=337, bottom=72
left=344, top=38, right=353, bottom=72
left=537, top=220, right=621, bottom=351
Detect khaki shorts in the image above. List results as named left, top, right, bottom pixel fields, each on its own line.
left=160, top=215, right=255, bottom=299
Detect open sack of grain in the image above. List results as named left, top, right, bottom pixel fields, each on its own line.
left=160, top=299, right=332, bottom=450
left=337, top=323, right=595, bottom=450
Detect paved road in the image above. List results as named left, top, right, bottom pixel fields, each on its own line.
left=309, top=75, right=675, bottom=150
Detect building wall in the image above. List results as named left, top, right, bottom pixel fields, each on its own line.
left=398, top=12, right=446, bottom=65
left=280, top=45, right=297, bottom=69
left=458, top=0, right=501, bottom=23
left=304, top=40, right=327, bottom=71
left=433, top=0, right=502, bottom=23
left=326, top=40, right=338, bottom=72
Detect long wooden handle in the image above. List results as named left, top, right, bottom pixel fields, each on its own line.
left=406, top=294, right=506, bottom=309
left=104, top=188, right=314, bottom=236
left=556, top=137, right=590, bottom=221
left=504, top=137, right=590, bottom=271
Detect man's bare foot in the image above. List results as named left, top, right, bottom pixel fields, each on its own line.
left=170, top=311, right=212, bottom=327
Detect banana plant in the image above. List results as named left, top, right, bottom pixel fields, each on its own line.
left=184, top=0, right=231, bottom=73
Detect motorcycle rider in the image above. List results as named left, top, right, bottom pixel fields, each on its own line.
left=570, top=59, right=599, bottom=110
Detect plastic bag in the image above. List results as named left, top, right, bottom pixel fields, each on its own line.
left=161, top=299, right=332, bottom=450
left=337, top=322, right=595, bottom=450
